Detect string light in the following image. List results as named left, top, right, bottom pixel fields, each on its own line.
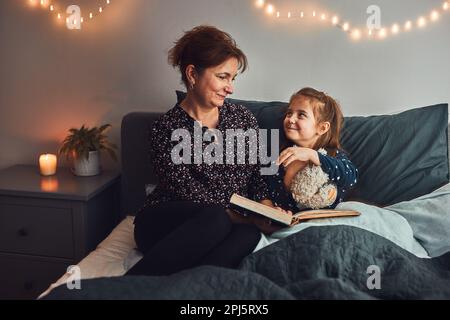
left=405, top=20, right=412, bottom=31
left=391, top=24, right=400, bottom=35
left=342, top=22, right=350, bottom=31
left=254, top=0, right=450, bottom=41
left=378, top=28, right=387, bottom=39
left=417, top=16, right=427, bottom=28
left=26, top=0, right=112, bottom=28
left=351, top=29, right=361, bottom=40
left=332, top=16, right=339, bottom=25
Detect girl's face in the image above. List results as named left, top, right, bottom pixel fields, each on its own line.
left=191, top=57, right=238, bottom=109
left=284, top=96, right=321, bottom=148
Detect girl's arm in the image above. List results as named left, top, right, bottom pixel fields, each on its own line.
left=317, top=151, right=358, bottom=190
left=276, top=147, right=358, bottom=190
left=277, top=147, right=316, bottom=167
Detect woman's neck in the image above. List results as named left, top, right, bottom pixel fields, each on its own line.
left=180, top=93, right=219, bottom=128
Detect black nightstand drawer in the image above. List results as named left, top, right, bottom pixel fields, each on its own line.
left=0, top=166, right=120, bottom=299
left=0, top=254, right=70, bottom=300
left=0, top=203, right=74, bottom=259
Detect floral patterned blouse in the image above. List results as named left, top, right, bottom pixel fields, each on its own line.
left=138, top=101, right=270, bottom=214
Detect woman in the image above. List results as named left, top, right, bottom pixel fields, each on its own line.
left=126, top=25, right=284, bottom=277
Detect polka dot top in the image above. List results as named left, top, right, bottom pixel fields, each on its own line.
left=138, top=101, right=270, bottom=214
left=265, top=149, right=358, bottom=212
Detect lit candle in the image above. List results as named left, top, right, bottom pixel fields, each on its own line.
left=39, top=154, right=57, bottom=176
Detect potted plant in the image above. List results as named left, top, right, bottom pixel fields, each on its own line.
left=59, top=124, right=117, bottom=176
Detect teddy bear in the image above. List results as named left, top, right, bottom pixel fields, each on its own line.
left=289, top=148, right=338, bottom=210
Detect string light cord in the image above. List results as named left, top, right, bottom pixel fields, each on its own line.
left=255, top=0, right=449, bottom=41
left=27, top=0, right=112, bottom=26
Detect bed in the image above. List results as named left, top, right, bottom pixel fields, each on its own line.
left=40, top=97, right=450, bottom=300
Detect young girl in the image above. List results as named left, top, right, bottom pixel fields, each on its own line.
left=265, top=87, right=358, bottom=214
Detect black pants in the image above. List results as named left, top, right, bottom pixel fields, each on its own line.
left=126, top=201, right=261, bottom=276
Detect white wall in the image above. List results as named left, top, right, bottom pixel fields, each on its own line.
left=1, top=0, right=449, bottom=170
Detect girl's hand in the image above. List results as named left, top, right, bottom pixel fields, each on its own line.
left=276, top=147, right=315, bottom=168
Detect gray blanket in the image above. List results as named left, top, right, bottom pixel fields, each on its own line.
left=43, top=225, right=450, bottom=300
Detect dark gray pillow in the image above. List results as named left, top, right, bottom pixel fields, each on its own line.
left=176, top=91, right=449, bottom=206
left=341, top=104, right=449, bottom=206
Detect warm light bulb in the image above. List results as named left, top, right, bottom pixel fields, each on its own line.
left=50, top=5, right=54, bottom=11
left=430, top=10, right=439, bottom=21
left=404, top=21, right=412, bottom=31
left=342, top=22, right=349, bottom=31
left=444, top=2, right=449, bottom=10
left=321, top=14, right=326, bottom=21
left=107, top=0, right=110, bottom=4
left=300, top=12, right=304, bottom=18
left=265, top=4, right=274, bottom=15
left=287, top=12, right=291, bottom=18
left=99, top=7, right=103, bottom=13
left=418, top=16, right=427, bottom=27
left=378, top=28, right=387, bottom=39
left=332, top=16, right=339, bottom=25
left=57, top=13, right=61, bottom=19
left=276, top=11, right=280, bottom=18
left=256, top=0, right=265, bottom=8
left=351, top=29, right=361, bottom=40
left=90, top=12, right=93, bottom=19
left=391, top=24, right=400, bottom=34
left=312, top=11, right=316, bottom=17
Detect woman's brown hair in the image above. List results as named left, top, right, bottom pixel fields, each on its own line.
left=289, top=87, right=344, bottom=157
left=168, top=25, right=248, bottom=88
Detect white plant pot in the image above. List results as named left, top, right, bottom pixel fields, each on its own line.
left=73, top=151, right=101, bottom=177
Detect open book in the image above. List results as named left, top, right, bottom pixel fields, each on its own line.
left=230, top=194, right=360, bottom=227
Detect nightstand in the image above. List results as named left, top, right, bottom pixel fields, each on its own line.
left=0, top=165, right=120, bottom=300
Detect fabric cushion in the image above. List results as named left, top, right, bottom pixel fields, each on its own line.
left=341, top=104, right=449, bottom=206
left=387, top=183, right=450, bottom=257
left=176, top=91, right=449, bottom=206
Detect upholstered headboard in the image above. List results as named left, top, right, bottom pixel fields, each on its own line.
left=120, top=108, right=450, bottom=219
left=120, top=112, right=162, bottom=217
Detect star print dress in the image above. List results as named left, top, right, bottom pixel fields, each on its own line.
left=265, top=149, right=359, bottom=212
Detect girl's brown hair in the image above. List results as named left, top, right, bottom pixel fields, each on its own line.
left=289, top=87, right=344, bottom=157
left=168, top=25, right=248, bottom=88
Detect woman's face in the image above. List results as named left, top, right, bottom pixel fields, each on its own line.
left=284, top=96, right=320, bottom=148
left=192, top=57, right=239, bottom=109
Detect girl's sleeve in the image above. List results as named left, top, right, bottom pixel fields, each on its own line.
left=317, top=151, right=358, bottom=190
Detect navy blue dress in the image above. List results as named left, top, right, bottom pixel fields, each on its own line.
left=265, top=149, right=358, bottom=212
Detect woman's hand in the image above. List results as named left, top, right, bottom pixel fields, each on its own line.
left=250, top=215, right=284, bottom=235
left=250, top=203, right=292, bottom=235
left=276, top=147, right=317, bottom=168
left=225, top=208, right=251, bottom=224
left=273, top=206, right=293, bottom=216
